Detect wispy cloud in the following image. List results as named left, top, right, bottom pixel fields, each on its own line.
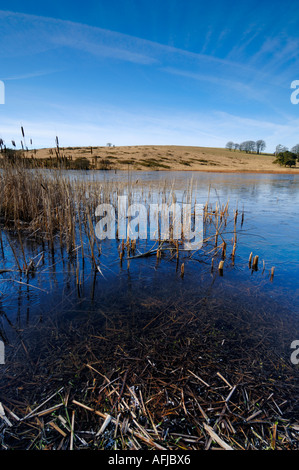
left=0, top=10, right=161, bottom=65
left=0, top=10, right=276, bottom=75
left=3, top=69, right=64, bottom=81
left=161, top=66, right=269, bottom=102
left=1, top=8, right=299, bottom=151
left=1, top=8, right=295, bottom=95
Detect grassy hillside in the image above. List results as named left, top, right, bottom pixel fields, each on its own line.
left=3, top=145, right=299, bottom=172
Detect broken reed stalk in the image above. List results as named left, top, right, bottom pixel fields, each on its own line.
left=270, top=267, right=275, bottom=281
left=249, top=252, right=253, bottom=268
left=231, top=242, right=236, bottom=264
left=233, top=209, right=238, bottom=245
left=218, top=260, right=224, bottom=274
left=70, top=410, right=75, bottom=450
left=180, top=262, right=185, bottom=278
left=241, top=209, right=244, bottom=227
left=214, top=205, right=219, bottom=247
left=252, top=255, right=259, bottom=271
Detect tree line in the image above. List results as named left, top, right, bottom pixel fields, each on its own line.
left=226, top=140, right=299, bottom=167
left=225, top=140, right=266, bottom=154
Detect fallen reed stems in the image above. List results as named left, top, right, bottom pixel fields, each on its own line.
left=1, top=288, right=298, bottom=450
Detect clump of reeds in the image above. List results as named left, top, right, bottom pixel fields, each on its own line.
left=0, top=155, right=274, bottom=282
left=0, top=158, right=98, bottom=258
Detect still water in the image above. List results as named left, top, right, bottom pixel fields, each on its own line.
left=0, top=170, right=298, bottom=384
left=66, top=169, right=299, bottom=301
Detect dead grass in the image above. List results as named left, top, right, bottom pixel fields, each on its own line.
left=10, top=145, right=299, bottom=173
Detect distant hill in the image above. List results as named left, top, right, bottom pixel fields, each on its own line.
left=8, top=145, right=299, bottom=173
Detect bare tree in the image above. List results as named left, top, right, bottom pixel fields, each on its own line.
left=248, top=141, right=257, bottom=153
left=291, top=144, right=299, bottom=156
left=275, top=144, right=288, bottom=155
left=256, top=140, right=266, bottom=154
left=225, top=141, right=234, bottom=151
left=240, top=141, right=256, bottom=153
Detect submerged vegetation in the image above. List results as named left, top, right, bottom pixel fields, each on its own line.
left=0, top=155, right=298, bottom=450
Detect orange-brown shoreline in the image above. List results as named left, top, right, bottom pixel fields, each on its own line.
left=109, top=168, right=299, bottom=174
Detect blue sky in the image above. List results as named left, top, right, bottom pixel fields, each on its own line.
left=1, top=0, right=299, bottom=152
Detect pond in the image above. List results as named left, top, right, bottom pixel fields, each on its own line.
left=0, top=169, right=298, bottom=449
left=0, top=170, right=297, bottom=308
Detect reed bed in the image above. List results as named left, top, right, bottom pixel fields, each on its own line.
left=0, top=157, right=243, bottom=268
